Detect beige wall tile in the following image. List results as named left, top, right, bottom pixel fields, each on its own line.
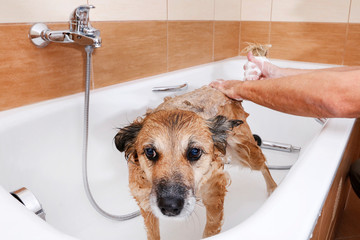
left=0, top=23, right=85, bottom=111
left=215, top=0, right=241, bottom=21
left=270, top=22, right=347, bottom=64
left=214, top=21, right=240, bottom=60
left=272, top=0, right=351, bottom=23
left=350, top=0, right=360, bottom=23
left=168, top=21, right=213, bottom=71
left=168, top=0, right=214, bottom=20
left=90, top=0, right=167, bottom=21
left=241, top=0, right=272, bottom=21
left=344, top=24, right=360, bottom=65
left=0, top=21, right=167, bottom=111
left=0, top=0, right=84, bottom=23
left=240, top=21, right=270, bottom=55
left=93, top=21, right=167, bottom=88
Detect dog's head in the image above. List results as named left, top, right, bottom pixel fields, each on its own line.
left=115, top=110, right=242, bottom=219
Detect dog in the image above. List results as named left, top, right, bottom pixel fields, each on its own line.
left=114, top=85, right=277, bottom=240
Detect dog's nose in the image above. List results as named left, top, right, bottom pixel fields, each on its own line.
left=158, top=196, right=184, bottom=216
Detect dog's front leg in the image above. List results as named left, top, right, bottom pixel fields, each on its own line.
left=200, top=170, right=228, bottom=238
left=128, top=164, right=160, bottom=240
left=140, top=208, right=160, bottom=240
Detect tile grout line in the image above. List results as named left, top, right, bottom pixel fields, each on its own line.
left=239, top=0, right=242, bottom=55
left=212, top=0, right=215, bottom=62
left=88, top=0, right=93, bottom=88
left=239, top=21, right=241, bottom=55
left=268, top=0, right=273, bottom=57
left=342, top=0, right=352, bottom=65
left=166, top=0, right=169, bottom=72
left=212, top=21, right=215, bottom=62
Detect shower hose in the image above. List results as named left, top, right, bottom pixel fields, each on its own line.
left=82, top=45, right=140, bottom=221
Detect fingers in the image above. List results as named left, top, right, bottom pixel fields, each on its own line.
left=210, top=80, right=243, bottom=101
left=244, top=61, right=261, bottom=81
left=209, top=79, right=225, bottom=89
left=247, top=52, right=255, bottom=62
left=247, top=52, right=270, bottom=69
left=244, top=61, right=256, bottom=71
left=245, top=75, right=261, bottom=81
left=245, top=52, right=264, bottom=80
left=247, top=52, right=263, bottom=68
left=245, top=52, right=275, bottom=79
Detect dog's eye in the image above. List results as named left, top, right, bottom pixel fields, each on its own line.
left=144, top=148, right=158, bottom=161
left=187, top=148, right=202, bottom=162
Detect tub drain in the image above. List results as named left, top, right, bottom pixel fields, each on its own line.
left=10, top=187, right=46, bottom=220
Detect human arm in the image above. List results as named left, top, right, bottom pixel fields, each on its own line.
left=211, top=70, right=360, bottom=118
left=245, top=52, right=360, bottom=80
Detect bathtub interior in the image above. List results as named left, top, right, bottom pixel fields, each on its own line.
left=0, top=57, right=328, bottom=240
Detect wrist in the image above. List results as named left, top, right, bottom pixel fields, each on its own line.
left=235, top=80, right=249, bottom=100
left=269, top=65, right=283, bottom=78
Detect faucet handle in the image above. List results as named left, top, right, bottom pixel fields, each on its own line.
left=69, top=5, right=96, bottom=33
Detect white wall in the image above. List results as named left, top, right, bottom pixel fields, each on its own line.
left=1, top=0, right=359, bottom=24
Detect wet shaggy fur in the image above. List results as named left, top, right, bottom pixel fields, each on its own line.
left=114, top=86, right=277, bottom=240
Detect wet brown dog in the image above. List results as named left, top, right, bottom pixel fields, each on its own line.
left=114, top=86, right=277, bottom=240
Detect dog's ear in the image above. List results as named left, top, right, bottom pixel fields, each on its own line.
left=114, top=119, right=143, bottom=160
left=208, top=115, right=243, bottom=154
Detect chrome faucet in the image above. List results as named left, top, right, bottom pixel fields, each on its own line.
left=29, top=5, right=101, bottom=48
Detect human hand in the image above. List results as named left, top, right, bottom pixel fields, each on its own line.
left=209, top=79, right=244, bottom=101
left=243, top=52, right=278, bottom=80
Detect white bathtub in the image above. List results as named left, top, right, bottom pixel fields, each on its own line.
left=0, top=57, right=355, bottom=240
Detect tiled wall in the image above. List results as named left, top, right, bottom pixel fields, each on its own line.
left=0, top=0, right=360, bottom=111
left=240, top=0, right=360, bottom=65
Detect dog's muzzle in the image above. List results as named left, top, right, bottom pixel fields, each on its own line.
left=156, top=181, right=187, bottom=217
left=158, top=194, right=184, bottom=216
